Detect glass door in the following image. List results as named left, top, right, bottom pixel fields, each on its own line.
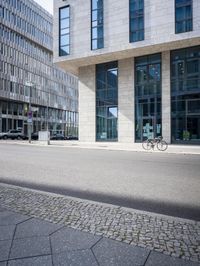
left=142, top=117, right=154, bottom=140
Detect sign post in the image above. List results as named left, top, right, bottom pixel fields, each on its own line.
left=26, top=81, right=33, bottom=144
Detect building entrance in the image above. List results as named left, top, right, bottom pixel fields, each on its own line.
left=135, top=53, right=162, bottom=142
left=171, top=46, right=200, bottom=144
left=142, top=117, right=154, bottom=140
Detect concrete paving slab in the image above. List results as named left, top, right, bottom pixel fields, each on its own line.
left=9, top=236, right=51, bottom=260
left=145, top=252, right=200, bottom=266
left=14, top=218, right=62, bottom=239
left=7, top=256, right=52, bottom=266
left=0, top=225, right=15, bottom=241
left=53, top=249, right=98, bottom=266
left=50, top=227, right=101, bottom=253
left=0, top=240, right=12, bottom=262
left=0, top=211, right=29, bottom=226
left=0, top=262, right=7, bottom=266
left=92, top=238, right=150, bottom=266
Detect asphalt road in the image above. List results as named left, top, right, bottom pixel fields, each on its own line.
left=0, top=142, right=200, bottom=221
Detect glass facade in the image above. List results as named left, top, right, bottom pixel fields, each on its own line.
left=91, top=0, right=104, bottom=50
left=59, top=6, right=70, bottom=56
left=0, top=0, right=52, bottom=50
left=0, top=101, right=78, bottom=137
left=96, top=62, right=118, bottom=141
left=175, top=0, right=193, bottom=34
left=0, top=0, right=78, bottom=137
left=135, top=54, right=161, bottom=142
left=129, top=0, right=144, bottom=42
left=171, top=46, right=200, bottom=144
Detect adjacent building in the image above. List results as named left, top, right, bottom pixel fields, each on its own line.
left=0, top=0, right=78, bottom=137
left=53, top=0, right=200, bottom=145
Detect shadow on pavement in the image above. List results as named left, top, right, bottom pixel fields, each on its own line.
left=0, top=178, right=199, bottom=222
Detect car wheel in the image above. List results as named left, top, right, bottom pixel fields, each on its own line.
left=3, top=135, right=8, bottom=140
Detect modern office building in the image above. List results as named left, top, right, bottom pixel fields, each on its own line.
left=53, top=0, right=200, bottom=144
left=0, top=0, right=78, bottom=137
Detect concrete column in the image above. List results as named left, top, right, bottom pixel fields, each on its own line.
left=162, top=51, right=171, bottom=144
left=78, top=65, right=96, bottom=142
left=0, top=102, right=2, bottom=132
left=118, top=58, right=135, bottom=143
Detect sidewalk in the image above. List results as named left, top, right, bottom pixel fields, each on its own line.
left=0, top=183, right=199, bottom=266
left=1, top=139, right=200, bottom=155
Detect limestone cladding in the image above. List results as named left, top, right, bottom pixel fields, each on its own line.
left=53, top=0, right=200, bottom=74
left=54, top=0, right=200, bottom=143
left=79, top=65, right=96, bottom=142
left=162, top=51, right=171, bottom=144
left=118, top=58, right=135, bottom=143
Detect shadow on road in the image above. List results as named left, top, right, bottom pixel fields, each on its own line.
left=0, top=178, right=199, bottom=221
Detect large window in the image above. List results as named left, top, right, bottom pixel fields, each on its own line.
left=129, top=0, right=144, bottom=42
left=175, top=0, right=192, bottom=34
left=96, top=62, right=118, bottom=141
left=171, top=46, right=200, bottom=144
left=59, top=6, right=70, bottom=56
left=135, top=54, right=161, bottom=142
left=91, top=0, right=104, bottom=50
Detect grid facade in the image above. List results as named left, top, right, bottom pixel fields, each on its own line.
left=53, top=0, right=200, bottom=145
left=0, top=0, right=78, bottom=137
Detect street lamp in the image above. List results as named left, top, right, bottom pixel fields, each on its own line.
left=46, top=92, right=50, bottom=145
left=25, top=81, right=33, bottom=144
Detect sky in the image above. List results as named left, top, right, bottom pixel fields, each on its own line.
left=33, top=0, right=53, bottom=15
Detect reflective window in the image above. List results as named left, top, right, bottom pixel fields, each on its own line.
left=91, top=0, right=104, bottom=50
left=59, top=6, right=70, bottom=56
left=175, top=0, right=192, bottom=33
left=96, top=62, right=118, bottom=141
left=135, top=54, right=161, bottom=142
left=130, top=0, right=144, bottom=42
left=171, top=46, right=200, bottom=144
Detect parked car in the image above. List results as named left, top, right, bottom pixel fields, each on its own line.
left=50, top=133, right=65, bottom=140
left=31, top=132, right=39, bottom=140
left=66, top=135, right=78, bottom=140
left=0, top=130, right=27, bottom=140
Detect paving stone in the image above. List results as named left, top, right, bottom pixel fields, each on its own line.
left=10, top=236, right=51, bottom=259
left=14, top=218, right=62, bottom=239
left=0, top=186, right=200, bottom=263
left=92, top=238, right=149, bottom=266
left=0, top=262, right=7, bottom=266
left=8, top=255, right=52, bottom=266
left=0, top=225, right=15, bottom=241
left=0, top=211, right=29, bottom=226
left=0, top=240, right=12, bottom=262
left=145, top=251, right=200, bottom=266
left=51, top=227, right=101, bottom=254
left=53, top=249, right=98, bottom=266
left=0, top=207, right=6, bottom=212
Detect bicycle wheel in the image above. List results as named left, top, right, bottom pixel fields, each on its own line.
left=142, top=140, right=152, bottom=150
left=157, top=140, right=168, bottom=151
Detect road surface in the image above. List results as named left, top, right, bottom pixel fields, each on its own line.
left=0, top=142, right=199, bottom=220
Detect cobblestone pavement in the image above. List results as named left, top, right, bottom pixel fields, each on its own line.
left=0, top=183, right=200, bottom=265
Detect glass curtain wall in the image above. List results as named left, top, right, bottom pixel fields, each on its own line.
left=96, top=61, right=118, bottom=141
left=135, top=54, right=161, bottom=142
left=171, top=46, right=200, bottom=144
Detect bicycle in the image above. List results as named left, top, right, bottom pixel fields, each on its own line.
left=142, top=136, right=168, bottom=151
